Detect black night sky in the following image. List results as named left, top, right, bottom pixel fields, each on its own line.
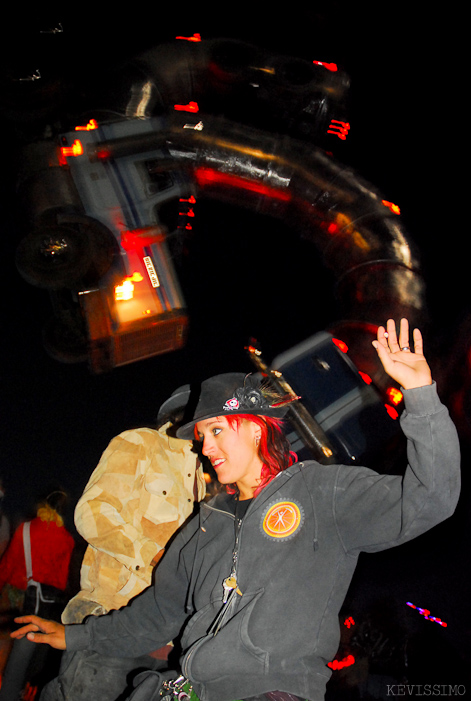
left=1, top=3, right=470, bottom=692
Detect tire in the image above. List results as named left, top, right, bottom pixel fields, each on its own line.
left=42, top=316, right=89, bottom=364
left=16, top=225, right=93, bottom=289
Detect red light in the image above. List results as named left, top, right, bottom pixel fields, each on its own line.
left=332, top=338, right=348, bottom=353
left=175, top=33, right=201, bottom=42
left=406, top=602, right=447, bottom=627
left=358, top=371, right=372, bottom=385
left=96, top=147, right=112, bottom=161
left=194, top=167, right=291, bottom=203
left=386, top=387, right=403, bottom=405
left=385, top=404, right=399, bottom=420
left=382, top=200, right=401, bottom=215
left=313, top=60, right=338, bottom=72
left=327, top=120, right=350, bottom=140
left=174, top=101, right=200, bottom=113
left=120, top=229, right=166, bottom=251
left=22, top=682, right=38, bottom=701
left=328, top=654, right=355, bottom=670
left=326, top=222, right=339, bottom=235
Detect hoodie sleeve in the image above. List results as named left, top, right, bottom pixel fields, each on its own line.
left=65, top=516, right=200, bottom=658
left=333, top=382, right=461, bottom=554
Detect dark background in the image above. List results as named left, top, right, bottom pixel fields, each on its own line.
left=1, top=3, right=469, bottom=693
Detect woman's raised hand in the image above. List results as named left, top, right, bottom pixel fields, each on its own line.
left=372, top=318, right=432, bottom=390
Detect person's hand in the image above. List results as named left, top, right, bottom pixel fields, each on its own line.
left=372, top=318, right=432, bottom=390
left=11, top=615, right=66, bottom=650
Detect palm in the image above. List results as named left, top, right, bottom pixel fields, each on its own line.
left=373, top=319, right=432, bottom=390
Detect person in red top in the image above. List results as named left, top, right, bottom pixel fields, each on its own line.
left=0, top=490, right=75, bottom=700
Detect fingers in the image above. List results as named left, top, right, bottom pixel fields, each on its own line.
left=386, top=318, right=398, bottom=349
left=11, top=615, right=43, bottom=639
left=385, top=318, right=408, bottom=353
left=11, top=616, right=65, bottom=648
left=398, top=318, right=410, bottom=351
left=11, top=624, right=39, bottom=640
left=14, top=615, right=43, bottom=626
left=375, top=325, right=390, bottom=351
left=373, top=319, right=423, bottom=356
left=412, top=327, right=424, bottom=355
left=12, top=622, right=67, bottom=648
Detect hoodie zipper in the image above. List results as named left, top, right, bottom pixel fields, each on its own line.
left=183, top=479, right=294, bottom=678
left=209, top=505, right=243, bottom=636
left=182, top=511, right=244, bottom=678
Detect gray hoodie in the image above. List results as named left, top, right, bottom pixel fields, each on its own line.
left=66, top=383, right=460, bottom=701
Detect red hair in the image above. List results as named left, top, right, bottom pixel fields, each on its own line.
left=224, top=414, right=297, bottom=497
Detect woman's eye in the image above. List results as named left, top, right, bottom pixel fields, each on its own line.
left=212, top=427, right=222, bottom=436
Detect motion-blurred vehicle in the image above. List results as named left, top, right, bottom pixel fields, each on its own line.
left=15, top=116, right=191, bottom=373
left=247, top=331, right=402, bottom=471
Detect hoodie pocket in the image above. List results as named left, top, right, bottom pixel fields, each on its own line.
left=183, top=588, right=268, bottom=682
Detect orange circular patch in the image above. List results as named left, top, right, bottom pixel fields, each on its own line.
left=262, top=501, right=303, bottom=540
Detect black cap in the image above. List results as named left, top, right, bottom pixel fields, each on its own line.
left=157, top=384, right=191, bottom=428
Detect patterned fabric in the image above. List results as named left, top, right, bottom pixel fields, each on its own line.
left=62, top=424, right=206, bottom=623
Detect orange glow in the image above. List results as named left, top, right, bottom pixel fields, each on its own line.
left=115, top=279, right=135, bottom=301
left=332, top=338, right=348, bottom=353
left=175, top=33, right=201, bottom=42
left=114, top=273, right=144, bottom=301
left=313, top=60, right=338, bottom=72
left=327, top=120, right=350, bottom=140
left=60, top=140, right=83, bottom=158
left=194, top=167, right=291, bottom=203
left=386, top=386, right=403, bottom=405
left=75, top=119, right=98, bottom=131
left=382, top=200, right=401, bottom=215
left=246, top=345, right=262, bottom=356
left=174, top=101, right=200, bottom=113
left=359, top=371, right=373, bottom=385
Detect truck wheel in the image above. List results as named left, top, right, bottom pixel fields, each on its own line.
left=15, top=225, right=92, bottom=289
left=42, top=316, right=89, bottom=364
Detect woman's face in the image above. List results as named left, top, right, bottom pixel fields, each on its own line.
left=196, top=416, right=263, bottom=499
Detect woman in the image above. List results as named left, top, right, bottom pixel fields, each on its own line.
left=0, top=490, right=74, bottom=700
left=10, top=320, right=461, bottom=701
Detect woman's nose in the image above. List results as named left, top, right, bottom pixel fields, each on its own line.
left=202, top=436, right=214, bottom=456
